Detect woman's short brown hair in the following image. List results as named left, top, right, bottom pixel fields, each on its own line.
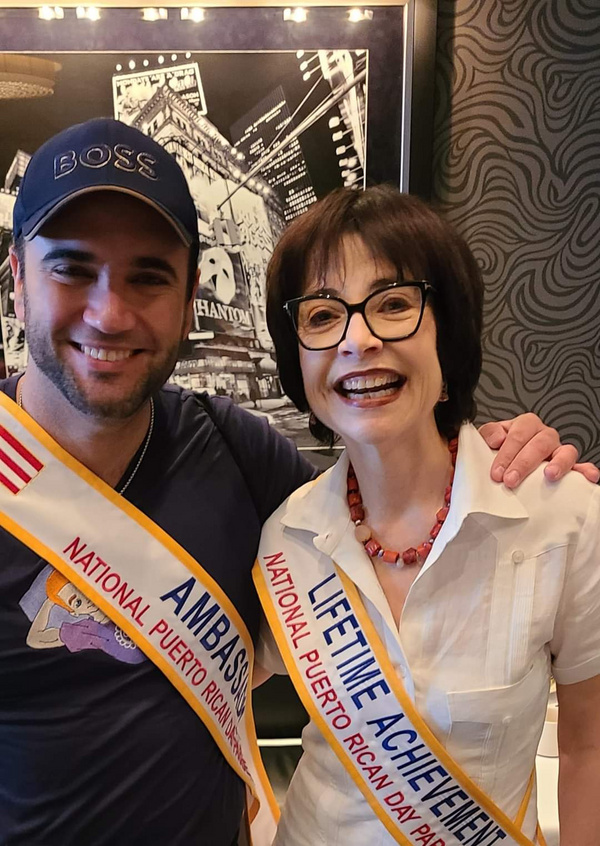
left=266, top=185, right=484, bottom=445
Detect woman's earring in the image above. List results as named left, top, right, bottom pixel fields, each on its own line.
left=438, top=381, right=449, bottom=403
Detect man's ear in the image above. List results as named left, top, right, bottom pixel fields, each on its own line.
left=8, top=246, right=25, bottom=322
left=182, top=267, right=200, bottom=340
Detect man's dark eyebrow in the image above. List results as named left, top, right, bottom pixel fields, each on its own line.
left=41, top=249, right=95, bottom=264
left=133, top=257, right=178, bottom=281
left=41, top=250, right=178, bottom=281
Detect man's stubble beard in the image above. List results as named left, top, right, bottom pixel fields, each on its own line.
left=22, top=285, right=182, bottom=420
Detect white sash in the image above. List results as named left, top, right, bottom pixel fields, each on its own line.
left=0, top=393, right=278, bottom=846
left=254, top=548, right=545, bottom=846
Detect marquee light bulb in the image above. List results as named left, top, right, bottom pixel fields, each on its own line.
left=283, top=7, right=307, bottom=23
left=141, top=8, right=168, bottom=21
left=348, top=8, right=373, bottom=23
left=76, top=6, right=100, bottom=20
left=38, top=6, right=64, bottom=20
left=181, top=7, right=205, bottom=22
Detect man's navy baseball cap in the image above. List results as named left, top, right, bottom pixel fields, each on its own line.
left=13, top=117, right=199, bottom=247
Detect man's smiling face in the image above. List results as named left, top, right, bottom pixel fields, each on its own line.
left=12, top=191, right=195, bottom=420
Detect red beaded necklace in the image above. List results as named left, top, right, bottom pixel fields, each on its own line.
left=347, top=437, right=458, bottom=567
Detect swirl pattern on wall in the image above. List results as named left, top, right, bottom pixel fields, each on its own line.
left=433, top=0, right=600, bottom=463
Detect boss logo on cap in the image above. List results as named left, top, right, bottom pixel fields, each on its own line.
left=54, top=143, right=158, bottom=181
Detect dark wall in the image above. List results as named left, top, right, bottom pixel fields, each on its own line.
left=432, top=0, right=600, bottom=464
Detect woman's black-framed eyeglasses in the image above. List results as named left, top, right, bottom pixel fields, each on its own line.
left=283, top=281, right=435, bottom=351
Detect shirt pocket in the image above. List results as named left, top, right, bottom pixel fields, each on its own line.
left=445, top=661, right=547, bottom=794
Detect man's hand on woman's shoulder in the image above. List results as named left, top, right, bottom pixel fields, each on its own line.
left=479, top=413, right=600, bottom=488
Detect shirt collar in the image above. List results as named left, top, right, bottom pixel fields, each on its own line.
left=279, top=449, right=392, bottom=617
left=279, top=449, right=351, bottom=548
left=444, top=423, right=529, bottom=525
left=279, top=424, right=529, bottom=632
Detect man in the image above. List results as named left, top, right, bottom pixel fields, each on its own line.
left=1, top=117, right=594, bottom=846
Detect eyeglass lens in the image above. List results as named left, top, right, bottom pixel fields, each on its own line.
left=295, top=285, right=424, bottom=349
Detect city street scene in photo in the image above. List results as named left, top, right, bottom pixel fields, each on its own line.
left=0, top=49, right=367, bottom=446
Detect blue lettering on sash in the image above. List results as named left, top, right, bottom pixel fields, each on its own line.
left=340, top=655, right=379, bottom=690
left=305, top=574, right=512, bottom=844
left=406, top=764, right=449, bottom=792
left=310, top=573, right=391, bottom=710
left=441, top=799, right=479, bottom=830
left=160, top=576, right=196, bottom=613
left=308, top=572, right=337, bottom=607
left=159, top=578, right=247, bottom=716
left=199, top=614, right=231, bottom=650
left=183, top=594, right=219, bottom=634
left=323, top=613, right=360, bottom=644
left=213, top=635, right=240, bottom=671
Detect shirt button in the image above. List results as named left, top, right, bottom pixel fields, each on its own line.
left=512, top=549, right=525, bottom=564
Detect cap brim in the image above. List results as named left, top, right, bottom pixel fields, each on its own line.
left=23, top=185, right=194, bottom=247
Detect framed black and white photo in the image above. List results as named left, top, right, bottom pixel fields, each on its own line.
left=0, top=1, right=437, bottom=457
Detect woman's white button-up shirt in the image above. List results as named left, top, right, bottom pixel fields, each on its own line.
left=257, top=424, right=600, bottom=846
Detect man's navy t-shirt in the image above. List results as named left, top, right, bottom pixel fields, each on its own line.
left=0, top=380, right=314, bottom=845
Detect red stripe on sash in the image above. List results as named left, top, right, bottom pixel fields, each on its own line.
left=0, top=425, right=44, bottom=472
left=0, top=447, right=33, bottom=483
left=0, top=471, right=20, bottom=494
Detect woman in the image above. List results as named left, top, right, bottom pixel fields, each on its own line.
left=254, top=186, right=600, bottom=846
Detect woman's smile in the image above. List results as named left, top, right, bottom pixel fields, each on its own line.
left=334, top=368, right=407, bottom=404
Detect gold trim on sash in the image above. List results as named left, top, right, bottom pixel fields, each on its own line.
left=0, top=393, right=279, bottom=842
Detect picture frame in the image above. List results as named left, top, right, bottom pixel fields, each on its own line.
left=0, top=1, right=437, bottom=461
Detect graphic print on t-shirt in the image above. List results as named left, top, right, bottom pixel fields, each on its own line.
left=20, top=564, right=146, bottom=664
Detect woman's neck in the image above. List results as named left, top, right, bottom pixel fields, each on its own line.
left=344, top=420, right=454, bottom=544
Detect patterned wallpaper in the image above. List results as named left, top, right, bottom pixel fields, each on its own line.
left=432, top=0, right=600, bottom=464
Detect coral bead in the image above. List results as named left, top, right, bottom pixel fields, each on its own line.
left=417, top=542, right=432, bottom=560
left=402, top=547, right=418, bottom=565
left=350, top=505, right=365, bottom=522
left=382, top=549, right=400, bottom=564
left=365, top=539, right=382, bottom=557
left=346, top=439, right=456, bottom=569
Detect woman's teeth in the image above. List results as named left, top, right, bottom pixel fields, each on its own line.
left=339, top=374, right=404, bottom=398
left=346, top=386, right=398, bottom=399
